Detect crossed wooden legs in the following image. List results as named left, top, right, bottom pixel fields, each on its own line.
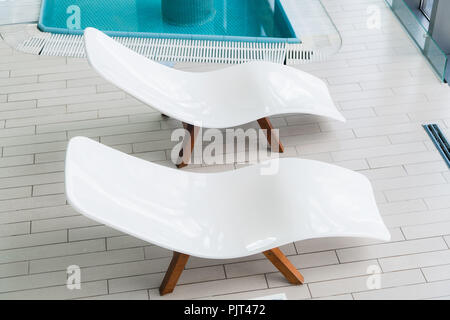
left=176, top=117, right=284, bottom=168
left=263, top=247, right=304, bottom=284
left=257, top=117, right=284, bottom=153
left=159, top=248, right=304, bottom=295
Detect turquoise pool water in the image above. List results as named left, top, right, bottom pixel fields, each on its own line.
left=39, top=0, right=298, bottom=42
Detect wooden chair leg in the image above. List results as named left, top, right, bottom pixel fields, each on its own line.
left=263, top=247, right=304, bottom=284
left=159, top=252, right=190, bottom=295
left=257, top=117, right=284, bottom=153
left=177, top=122, right=200, bottom=169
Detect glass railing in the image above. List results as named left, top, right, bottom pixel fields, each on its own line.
left=385, top=0, right=448, bottom=82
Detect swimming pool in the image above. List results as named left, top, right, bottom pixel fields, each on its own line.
left=39, top=0, right=299, bottom=43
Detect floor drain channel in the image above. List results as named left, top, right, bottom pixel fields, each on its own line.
left=423, top=124, right=450, bottom=168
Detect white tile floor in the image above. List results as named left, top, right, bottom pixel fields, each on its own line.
left=0, top=0, right=450, bottom=300
left=0, top=0, right=40, bottom=25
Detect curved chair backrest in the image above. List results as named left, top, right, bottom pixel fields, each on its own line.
left=84, top=28, right=345, bottom=128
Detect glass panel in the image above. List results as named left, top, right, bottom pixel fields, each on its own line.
left=420, top=0, right=434, bottom=20
left=385, top=0, right=448, bottom=82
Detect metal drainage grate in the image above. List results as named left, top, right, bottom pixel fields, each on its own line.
left=423, top=124, right=450, bottom=168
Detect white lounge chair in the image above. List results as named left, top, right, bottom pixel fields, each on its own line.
left=65, top=137, right=390, bottom=295
left=83, top=28, right=345, bottom=168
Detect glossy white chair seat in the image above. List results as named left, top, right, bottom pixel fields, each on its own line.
left=66, top=137, right=390, bottom=260
left=66, top=137, right=390, bottom=294
left=83, top=28, right=345, bottom=129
